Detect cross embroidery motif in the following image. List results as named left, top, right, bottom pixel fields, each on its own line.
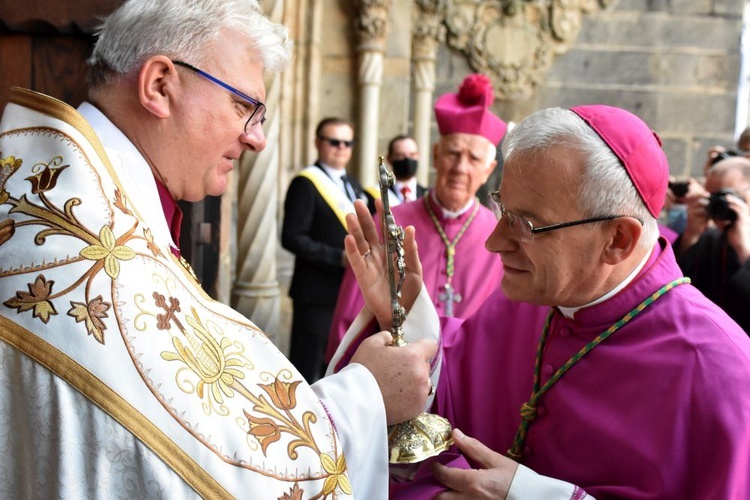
left=153, top=291, right=184, bottom=331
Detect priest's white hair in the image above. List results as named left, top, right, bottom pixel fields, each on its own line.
left=87, top=0, right=291, bottom=86
left=502, top=107, right=659, bottom=249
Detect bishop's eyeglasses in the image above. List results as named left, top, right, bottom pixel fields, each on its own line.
left=172, top=60, right=266, bottom=134
left=488, top=191, right=641, bottom=242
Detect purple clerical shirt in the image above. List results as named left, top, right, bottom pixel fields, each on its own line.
left=430, top=238, right=750, bottom=498
left=153, top=177, right=182, bottom=257
left=326, top=193, right=503, bottom=363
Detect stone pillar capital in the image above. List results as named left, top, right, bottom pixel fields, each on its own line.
left=356, top=0, right=393, bottom=49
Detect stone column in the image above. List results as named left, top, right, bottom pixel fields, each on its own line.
left=231, top=0, right=284, bottom=341
left=356, top=0, right=392, bottom=184
left=412, top=1, right=445, bottom=186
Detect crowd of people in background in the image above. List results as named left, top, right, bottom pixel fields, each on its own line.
left=664, top=133, right=750, bottom=331
left=284, top=95, right=750, bottom=389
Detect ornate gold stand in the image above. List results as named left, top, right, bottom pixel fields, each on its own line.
left=376, top=157, right=453, bottom=464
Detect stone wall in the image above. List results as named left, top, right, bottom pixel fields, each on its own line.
left=432, top=0, right=745, bottom=180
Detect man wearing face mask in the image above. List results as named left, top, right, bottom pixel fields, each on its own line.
left=386, top=135, right=427, bottom=205
left=325, top=74, right=505, bottom=363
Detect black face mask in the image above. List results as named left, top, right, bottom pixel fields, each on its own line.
left=391, top=158, right=418, bottom=179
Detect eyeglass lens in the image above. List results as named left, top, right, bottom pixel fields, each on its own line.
left=244, top=103, right=266, bottom=133
left=489, top=192, right=533, bottom=241
left=172, top=60, right=266, bottom=134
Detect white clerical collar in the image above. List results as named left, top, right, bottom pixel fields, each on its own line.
left=77, top=101, right=177, bottom=250
left=319, top=162, right=346, bottom=180
left=430, top=190, right=474, bottom=219
left=558, top=249, right=652, bottom=319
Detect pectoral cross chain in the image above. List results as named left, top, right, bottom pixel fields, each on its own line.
left=424, top=198, right=479, bottom=318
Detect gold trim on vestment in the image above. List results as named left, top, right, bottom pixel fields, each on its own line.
left=0, top=300, right=233, bottom=499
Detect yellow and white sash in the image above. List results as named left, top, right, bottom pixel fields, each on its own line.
left=298, top=166, right=356, bottom=229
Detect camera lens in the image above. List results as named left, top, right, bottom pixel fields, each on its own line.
left=706, top=190, right=737, bottom=222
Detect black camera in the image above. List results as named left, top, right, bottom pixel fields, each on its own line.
left=668, top=181, right=689, bottom=198
left=706, top=189, right=738, bottom=222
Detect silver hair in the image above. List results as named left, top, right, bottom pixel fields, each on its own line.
left=502, top=107, right=659, bottom=248
left=87, top=0, right=291, bottom=87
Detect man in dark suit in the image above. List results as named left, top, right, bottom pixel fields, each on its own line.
left=386, top=134, right=427, bottom=205
left=281, top=117, right=371, bottom=382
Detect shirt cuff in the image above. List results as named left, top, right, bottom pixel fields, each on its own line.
left=508, top=464, right=591, bottom=500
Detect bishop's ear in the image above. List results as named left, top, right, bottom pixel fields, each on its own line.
left=137, top=56, right=178, bottom=119
left=602, top=216, right=643, bottom=265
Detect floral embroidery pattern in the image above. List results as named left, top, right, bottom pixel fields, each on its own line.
left=321, top=452, right=352, bottom=496
left=0, top=153, right=152, bottom=343
left=3, top=274, right=57, bottom=323
left=278, top=484, right=304, bottom=500
left=244, top=374, right=320, bottom=458
left=0, top=152, right=22, bottom=204
left=80, top=225, right=137, bottom=279
left=1, top=144, right=351, bottom=494
left=156, top=301, right=349, bottom=489
left=25, top=159, right=68, bottom=194
left=161, top=306, right=249, bottom=414
left=67, top=295, right=111, bottom=343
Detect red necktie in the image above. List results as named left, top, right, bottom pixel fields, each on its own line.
left=400, top=185, right=412, bottom=202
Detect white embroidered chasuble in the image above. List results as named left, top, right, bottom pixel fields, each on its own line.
left=0, top=88, right=387, bottom=499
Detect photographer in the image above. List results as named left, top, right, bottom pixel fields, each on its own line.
left=676, top=156, right=750, bottom=332
left=664, top=177, right=705, bottom=237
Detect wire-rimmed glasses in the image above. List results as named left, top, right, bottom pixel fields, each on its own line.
left=488, top=191, right=641, bottom=242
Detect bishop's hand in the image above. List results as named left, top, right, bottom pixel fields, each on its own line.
left=432, top=429, right=518, bottom=499
left=345, top=199, right=422, bottom=332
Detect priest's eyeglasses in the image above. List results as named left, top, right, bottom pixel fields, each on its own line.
left=172, top=60, right=266, bottom=133
left=488, top=191, right=640, bottom=242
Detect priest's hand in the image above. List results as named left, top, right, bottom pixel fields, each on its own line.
left=345, top=199, right=423, bottom=332
left=432, top=429, right=517, bottom=499
left=351, top=330, right=437, bottom=425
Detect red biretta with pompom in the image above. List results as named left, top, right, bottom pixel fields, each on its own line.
left=434, top=74, right=507, bottom=145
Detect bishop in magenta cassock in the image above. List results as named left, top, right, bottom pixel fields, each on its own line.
left=334, top=104, right=750, bottom=499
left=327, top=74, right=506, bottom=364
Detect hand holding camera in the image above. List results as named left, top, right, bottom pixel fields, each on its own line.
left=685, top=150, right=750, bottom=263
left=709, top=189, right=750, bottom=263
left=706, top=189, right=740, bottom=223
